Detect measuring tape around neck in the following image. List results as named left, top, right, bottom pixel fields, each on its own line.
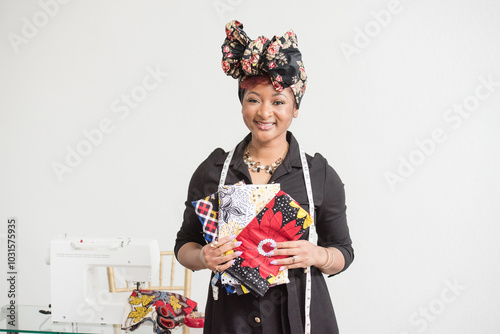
left=219, top=148, right=235, bottom=187
left=299, top=146, right=315, bottom=334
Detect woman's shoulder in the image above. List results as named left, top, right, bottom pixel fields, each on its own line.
left=201, top=147, right=232, bottom=168
left=306, top=151, right=343, bottom=184
left=308, top=151, right=327, bottom=163
left=207, top=147, right=227, bottom=161
left=192, top=147, right=231, bottom=177
left=203, top=135, right=250, bottom=166
left=188, top=148, right=227, bottom=197
left=303, top=150, right=328, bottom=170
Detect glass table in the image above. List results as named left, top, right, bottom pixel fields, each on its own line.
left=0, top=306, right=202, bottom=334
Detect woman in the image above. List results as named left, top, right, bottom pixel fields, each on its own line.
left=175, top=20, right=354, bottom=334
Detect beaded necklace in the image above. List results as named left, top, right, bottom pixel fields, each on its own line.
left=243, top=144, right=289, bottom=174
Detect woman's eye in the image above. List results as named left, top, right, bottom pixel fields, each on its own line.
left=274, top=100, right=285, bottom=105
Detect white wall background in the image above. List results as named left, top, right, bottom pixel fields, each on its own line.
left=1, top=0, right=500, bottom=333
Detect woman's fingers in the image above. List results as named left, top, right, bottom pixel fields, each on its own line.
left=218, top=240, right=242, bottom=255
left=274, top=241, right=298, bottom=249
left=217, top=234, right=236, bottom=245
left=271, top=240, right=318, bottom=269
left=273, top=240, right=305, bottom=256
left=204, top=234, right=242, bottom=272
left=271, top=255, right=302, bottom=270
left=217, top=258, right=235, bottom=272
left=215, top=249, right=241, bottom=264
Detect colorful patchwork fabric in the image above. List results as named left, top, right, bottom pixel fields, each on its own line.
left=218, top=184, right=280, bottom=235
left=192, top=184, right=310, bottom=297
left=226, top=190, right=312, bottom=297
left=218, top=184, right=281, bottom=286
left=192, top=182, right=249, bottom=294
left=192, top=193, right=219, bottom=243
left=121, top=290, right=197, bottom=334
left=192, top=181, right=246, bottom=244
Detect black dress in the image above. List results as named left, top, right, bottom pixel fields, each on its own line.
left=175, top=132, right=354, bottom=334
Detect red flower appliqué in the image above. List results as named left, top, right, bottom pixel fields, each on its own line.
left=235, top=204, right=301, bottom=279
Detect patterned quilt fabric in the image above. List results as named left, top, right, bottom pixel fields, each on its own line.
left=192, top=185, right=247, bottom=293
left=218, top=184, right=282, bottom=286
left=224, top=189, right=312, bottom=296
left=192, top=192, right=219, bottom=243
left=192, top=184, right=312, bottom=297
left=121, top=290, right=197, bottom=334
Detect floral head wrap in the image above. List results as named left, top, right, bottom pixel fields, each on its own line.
left=221, top=20, right=307, bottom=108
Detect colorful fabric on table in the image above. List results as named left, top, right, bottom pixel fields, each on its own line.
left=225, top=190, right=312, bottom=297
left=121, top=290, right=197, bottom=334
left=221, top=20, right=307, bottom=107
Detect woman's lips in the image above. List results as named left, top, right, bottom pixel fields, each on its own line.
left=255, top=121, right=275, bottom=131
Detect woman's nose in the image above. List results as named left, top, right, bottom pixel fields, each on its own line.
left=257, top=102, right=273, bottom=118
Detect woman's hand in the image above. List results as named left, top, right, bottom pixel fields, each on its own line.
left=271, top=240, right=345, bottom=275
left=200, top=234, right=242, bottom=272
left=271, top=240, right=326, bottom=270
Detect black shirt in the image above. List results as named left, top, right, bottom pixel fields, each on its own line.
left=175, top=132, right=354, bottom=334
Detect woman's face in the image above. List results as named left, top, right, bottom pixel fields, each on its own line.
left=241, top=81, right=298, bottom=147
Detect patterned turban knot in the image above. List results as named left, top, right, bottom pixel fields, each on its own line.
left=221, top=20, right=307, bottom=108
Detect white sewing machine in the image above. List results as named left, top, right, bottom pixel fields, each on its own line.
left=47, top=236, right=160, bottom=324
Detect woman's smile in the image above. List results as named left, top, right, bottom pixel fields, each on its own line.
left=255, top=121, right=276, bottom=131
left=241, top=80, right=297, bottom=147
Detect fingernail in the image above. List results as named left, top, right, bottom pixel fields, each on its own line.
left=270, top=260, right=277, bottom=265
left=229, top=234, right=237, bottom=240
left=234, top=241, right=242, bottom=247
left=270, top=242, right=276, bottom=248
left=268, top=251, right=274, bottom=256
left=279, top=266, right=286, bottom=271
left=229, top=260, right=235, bottom=266
left=235, top=251, right=243, bottom=256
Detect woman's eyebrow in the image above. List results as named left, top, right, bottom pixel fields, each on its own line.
left=246, top=91, right=288, bottom=99
left=273, top=92, right=289, bottom=99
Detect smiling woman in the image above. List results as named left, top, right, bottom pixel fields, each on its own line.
left=240, top=75, right=298, bottom=184
left=174, top=20, right=354, bottom=334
